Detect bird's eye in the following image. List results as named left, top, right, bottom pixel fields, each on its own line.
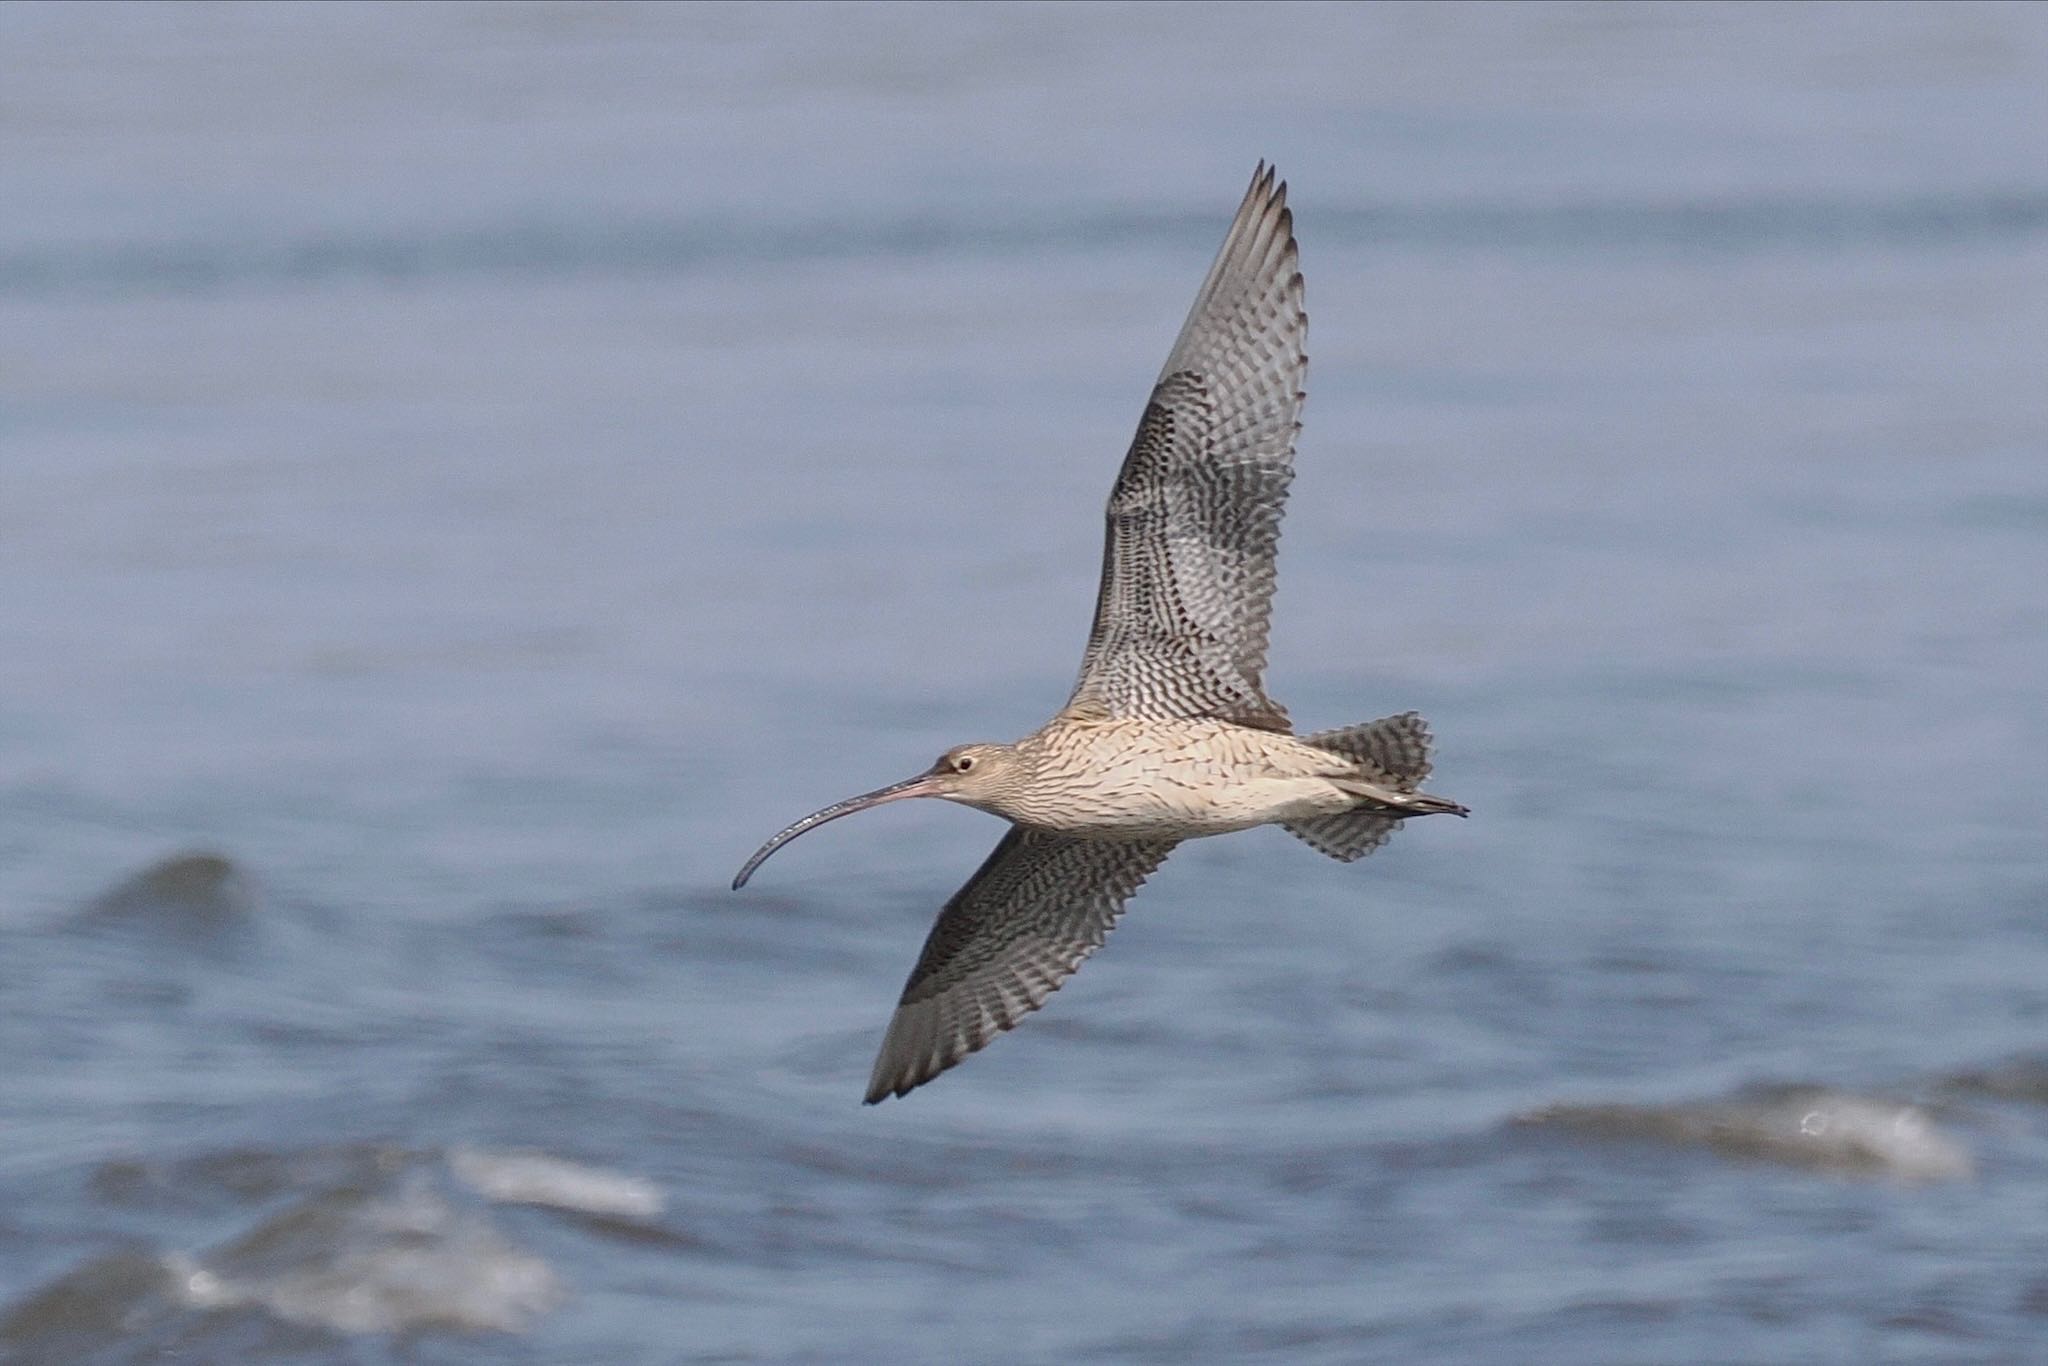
left=952, top=754, right=977, bottom=773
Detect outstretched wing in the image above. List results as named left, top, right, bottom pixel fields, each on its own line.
left=865, top=827, right=1177, bottom=1103
left=1063, top=162, right=1308, bottom=730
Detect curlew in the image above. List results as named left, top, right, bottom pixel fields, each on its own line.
left=733, top=164, right=1468, bottom=1103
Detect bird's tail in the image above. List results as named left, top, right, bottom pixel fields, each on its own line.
left=1283, top=711, right=1466, bottom=861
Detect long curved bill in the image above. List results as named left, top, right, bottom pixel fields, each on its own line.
left=731, top=773, right=943, bottom=890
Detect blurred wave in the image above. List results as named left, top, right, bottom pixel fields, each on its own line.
left=79, top=851, right=256, bottom=931
left=0, top=1142, right=671, bottom=1361
left=6, top=190, right=2047, bottom=298
left=1516, top=1083, right=1974, bottom=1184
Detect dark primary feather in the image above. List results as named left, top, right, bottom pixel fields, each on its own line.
left=1064, top=162, right=1308, bottom=730
left=865, top=828, right=1177, bottom=1103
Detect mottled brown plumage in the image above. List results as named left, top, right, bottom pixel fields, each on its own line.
left=733, top=164, right=1467, bottom=1103
left=865, top=829, right=1176, bottom=1104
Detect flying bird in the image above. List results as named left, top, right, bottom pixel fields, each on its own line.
left=733, top=164, right=1467, bottom=1103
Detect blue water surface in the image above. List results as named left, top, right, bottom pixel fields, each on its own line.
left=3, top=4, right=2047, bottom=1362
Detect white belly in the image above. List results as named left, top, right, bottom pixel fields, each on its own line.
left=1011, top=723, right=1357, bottom=838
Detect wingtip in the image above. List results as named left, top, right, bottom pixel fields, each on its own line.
left=1248, top=159, right=1286, bottom=210
left=863, top=1071, right=912, bottom=1105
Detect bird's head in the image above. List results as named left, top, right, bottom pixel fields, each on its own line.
left=731, top=741, right=1028, bottom=889
left=922, top=742, right=1031, bottom=808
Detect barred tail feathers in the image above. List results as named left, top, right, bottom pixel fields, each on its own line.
left=1283, top=711, right=1438, bottom=862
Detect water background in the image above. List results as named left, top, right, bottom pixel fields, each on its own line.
left=4, top=3, right=2048, bottom=1360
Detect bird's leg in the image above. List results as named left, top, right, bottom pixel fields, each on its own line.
left=1390, top=791, right=1470, bottom=819
left=1331, top=776, right=1470, bottom=819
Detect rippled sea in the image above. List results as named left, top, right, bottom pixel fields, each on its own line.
left=5, top=4, right=2048, bottom=1362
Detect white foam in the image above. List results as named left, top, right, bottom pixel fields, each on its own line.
left=172, top=1181, right=562, bottom=1334
left=1781, top=1092, right=1973, bottom=1183
left=1521, top=1084, right=1975, bottom=1183
left=450, top=1147, right=666, bottom=1220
